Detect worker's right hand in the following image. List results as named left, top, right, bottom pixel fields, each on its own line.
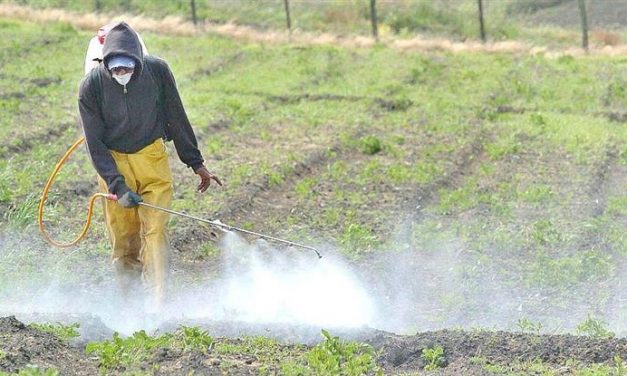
left=118, top=191, right=143, bottom=208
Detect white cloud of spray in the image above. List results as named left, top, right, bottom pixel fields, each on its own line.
left=0, top=230, right=377, bottom=340
left=1, top=220, right=625, bottom=341
left=166, top=231, right=376, bottom=329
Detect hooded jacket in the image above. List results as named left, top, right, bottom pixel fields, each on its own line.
left=78, top=22, right=204, bottom=196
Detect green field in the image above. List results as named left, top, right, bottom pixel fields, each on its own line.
left=0, top=3, right=626, bottom=374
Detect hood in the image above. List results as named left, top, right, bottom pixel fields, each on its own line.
left=102, top=22, right=144, bottom=77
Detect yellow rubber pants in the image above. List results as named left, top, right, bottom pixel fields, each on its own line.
left=97, top=138, right=173, bottom=309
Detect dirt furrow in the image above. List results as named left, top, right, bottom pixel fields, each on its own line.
left=169, top=141, right=341, bottom=254
left=0, top=122, right=74, bottom=160
left=189, top=51, right=247, bottom=79
left=370, top=329, right=627, bottom=375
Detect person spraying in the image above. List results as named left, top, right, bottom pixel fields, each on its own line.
left=77, top=21, right=222, bottom=310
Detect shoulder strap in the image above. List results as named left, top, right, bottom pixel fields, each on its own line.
left=143, top=56, right=165, bottom=108
left=89, top=67, right=103, bottom=116
left=143, top=55, right=170, bottom=140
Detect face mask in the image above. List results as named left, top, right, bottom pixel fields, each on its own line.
left=113, top=72, right=132, bottom=86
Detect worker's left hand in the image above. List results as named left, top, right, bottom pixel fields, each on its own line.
left=194, top=166, right=222, bottom=193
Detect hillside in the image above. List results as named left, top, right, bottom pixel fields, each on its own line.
left=0, top=7, right=626, bottom=376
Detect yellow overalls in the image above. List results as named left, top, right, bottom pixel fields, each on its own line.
left=98, top=138, right=172, bottom=308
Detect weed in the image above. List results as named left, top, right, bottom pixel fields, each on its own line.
left=516, top=318, right=543, bottom=335
left=294, top=178, right=317, bottom=199
left=576, top=315, right=615, bottom=339
left=360, top=135, right=383, bottom=155
left=414, top=162, right=443, bottom=184
left=518, top=184, right=554, bottom=204
left=260, top=162, right=285, bottom=186
left=326, top=161, right=348, bottom=180
left=529, top=250, right=614, bottom=290
left=485, top=135, right=522, bottom=160
left=198, top=242, right=221, bottom=259
left=387, top=164, right=412, bottom=184
left=0, top=367, right=59, bottom=376
left=29, top=322, right=80, bottom=343
left=531, top=219, right=562, bottom=245
left=4, top=193, right=39, bottom=229
left=421, top=345, right=445, bottom=371
left=437, top=179, right=478, bottom=214
left=606, top=196, right=627, bottom=217
left=305, top=329, right=381, bottom=376
left=339, top=223, right=379, bottom=256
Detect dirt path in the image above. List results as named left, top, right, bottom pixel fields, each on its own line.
left=2, top=3, right=627, bottom=56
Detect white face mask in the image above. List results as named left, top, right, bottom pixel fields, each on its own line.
left=113, top=72, right=132, bottom=86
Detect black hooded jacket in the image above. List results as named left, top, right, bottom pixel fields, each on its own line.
left=78, top=22, right=204, bottom=196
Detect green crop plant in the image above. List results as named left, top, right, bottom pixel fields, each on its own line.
left=421, top=345, right=445, bottom=371
left=179, top=326, right=213, bottom=352
left=304, top=329, right=381, bottom=376
left=86, top=330, right=174, bottom=371
left=576, top=315, right=615, bottom=339
left=30, top=322, right=80, bottom=343
left=615, top=355, right=627, bottom=376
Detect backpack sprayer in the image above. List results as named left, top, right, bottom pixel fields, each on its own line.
left=38, top=137, right=322, bottom=259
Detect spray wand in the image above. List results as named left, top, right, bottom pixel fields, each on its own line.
left=38, top=137, right=323, bottom=258
left=136, top=200, right=322, bottom=258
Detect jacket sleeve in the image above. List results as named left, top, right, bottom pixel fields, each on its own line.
left=78, top=76, right=130, bottom=196
left=156, top=59, right=205, bottom=171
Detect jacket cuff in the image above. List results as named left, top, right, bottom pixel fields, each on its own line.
left=110, top=179, right=130, bottom=197
left=191, top=163, right=204, bottom=173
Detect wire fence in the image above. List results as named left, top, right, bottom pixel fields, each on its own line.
left=6, top=0, right=624, bottom=50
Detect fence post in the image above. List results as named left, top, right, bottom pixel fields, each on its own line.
left=191, top=0, right=197, bottom=25
left=370, top=0, right=378, bottom=41
left=577, top=0, right=589, bottom=51
left=284, top=0, right=292, bottom=36
left=477, top=0, right=486, bottom=42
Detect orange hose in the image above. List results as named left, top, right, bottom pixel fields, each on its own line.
left=38, top=137, right=116, bottom=248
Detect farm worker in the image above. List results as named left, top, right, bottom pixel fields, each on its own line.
left=77, top=22, right=222, bottom=309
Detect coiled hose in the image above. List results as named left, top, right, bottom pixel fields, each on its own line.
left=37, top=137, right=116, bottom=248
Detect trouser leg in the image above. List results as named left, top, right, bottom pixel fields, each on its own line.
left=98, top=171, right=142, bottom=296
left=129, top=139, right=173, bottom=309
